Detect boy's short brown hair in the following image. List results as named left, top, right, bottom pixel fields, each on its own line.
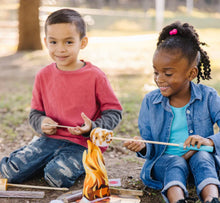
left=45, top=8, right=86, bottom=39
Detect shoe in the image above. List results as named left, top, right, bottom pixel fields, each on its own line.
left=205, top=198, right=220, bottom=203
left=176, top=199, right=187, bottom=203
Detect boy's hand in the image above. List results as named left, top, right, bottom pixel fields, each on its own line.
left=41, top=117, right=58, bottom=135
left=123, top=136, right=146, bottom=152
left=68, top=112, right=92, bottom=135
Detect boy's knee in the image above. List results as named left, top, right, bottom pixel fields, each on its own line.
left=44, top=161, right=82, bottom=188
left=44, top=170, right=64, bottom=187
left=0, top=157, right=22, bottom=183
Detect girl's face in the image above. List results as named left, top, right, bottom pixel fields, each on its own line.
left=44, top=23, right=87, bottom=71
left=153, top=48, right=197, bottom=106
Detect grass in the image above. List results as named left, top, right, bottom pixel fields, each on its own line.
left=0, top=83, right=32, bottom=140
left=110, top=74, right=146, bottom=137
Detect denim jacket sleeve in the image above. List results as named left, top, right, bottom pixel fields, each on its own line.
left=138, top=94, right=155, bottom=160
left=206, top=88, right=220, bottom=155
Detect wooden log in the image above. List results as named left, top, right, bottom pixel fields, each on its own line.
left=0, top=191, right=45, bottom=198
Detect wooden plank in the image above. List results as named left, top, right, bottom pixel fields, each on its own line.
left=110, top=188, right=143, bottom=196
left=110, top=195, right=140, bottom=203
left=77, top=195, right=140, bottom=203
left=0, top=191, right=45, bottom=198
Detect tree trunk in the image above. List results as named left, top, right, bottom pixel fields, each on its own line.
left=17, top=0, right=42, bottom=51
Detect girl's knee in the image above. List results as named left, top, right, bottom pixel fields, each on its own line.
left=192, top=151, right=211, bottom=159
left=190, top=151, right=215, bottom=166
left=169, top=156, right=188, bottom=171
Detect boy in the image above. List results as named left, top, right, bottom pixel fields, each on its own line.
left=0, top=9, right=122, bottom=188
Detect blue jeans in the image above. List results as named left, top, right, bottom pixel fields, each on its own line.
left=0, top=136, right=86, bottom=188
left=153, top=152, right=220, bottom=203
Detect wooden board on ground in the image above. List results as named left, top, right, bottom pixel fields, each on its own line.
left=0, top=191, right=45, bottom=198
left=75, top=195, right=140, bottom=203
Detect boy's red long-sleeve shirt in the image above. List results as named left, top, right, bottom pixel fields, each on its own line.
left=31, top=61, right=122, bottom=148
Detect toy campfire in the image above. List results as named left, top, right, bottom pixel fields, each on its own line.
left=80, top=128, right=112, bottom=202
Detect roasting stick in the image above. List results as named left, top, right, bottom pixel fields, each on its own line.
left=44, top=126, right=214, bottom=152
left=109, top=137, right=213, bottom=152
left=6, top=183, right=69, bottom=191
left=43, top=125, right=178, bottom=146
left=43, top=123, right=71, bottom=128
left=110, top=136, right=179, bottom=146
left=90, top=128, right=214, bottom=152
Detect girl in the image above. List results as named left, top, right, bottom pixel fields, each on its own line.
left=124, top=22, right=220, bottom=203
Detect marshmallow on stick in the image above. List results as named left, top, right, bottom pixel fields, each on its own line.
left=90, top=127, right=113, bottom=147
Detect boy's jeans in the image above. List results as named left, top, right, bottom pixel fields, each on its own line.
left=152, top=151, right=220, bottom=202
left=0, top=136, right=86, bottom=188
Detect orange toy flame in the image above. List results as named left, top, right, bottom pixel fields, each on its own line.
left=82, top=140, right=110, bottom=201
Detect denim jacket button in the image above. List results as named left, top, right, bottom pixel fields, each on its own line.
left=189, top=130, right=193, bottom=133
left=186, top=110, right=190, bottom=114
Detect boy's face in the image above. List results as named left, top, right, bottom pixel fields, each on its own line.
left=44, top=23, right=87, bottom=70
left=152, top=48, right=198, bottom=104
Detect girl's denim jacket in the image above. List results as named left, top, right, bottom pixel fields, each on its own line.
left=138, top=82, right=220, bottom=189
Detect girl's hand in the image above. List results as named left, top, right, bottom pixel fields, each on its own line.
left=68, top=112, right=92, bottom=135
left=123, top=136, right=146, bottom=152
left=41, top=117, right=58, bottom=135
left=184, top=135, right=214, bottom=149
left=181, top=135, right=214, bottom=160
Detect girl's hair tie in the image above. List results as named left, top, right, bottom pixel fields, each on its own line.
left=169, top=28, right=178, bottom=35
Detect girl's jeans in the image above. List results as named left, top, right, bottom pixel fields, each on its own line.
left=0, top=136, right=86, bottom=188
left=153, top=151, right=220, bottom=203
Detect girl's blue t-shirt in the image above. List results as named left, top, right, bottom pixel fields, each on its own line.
left=165, top=105, right=189, bottom=156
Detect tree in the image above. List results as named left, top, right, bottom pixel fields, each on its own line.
left=17, top=0, right=42, bottom=51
